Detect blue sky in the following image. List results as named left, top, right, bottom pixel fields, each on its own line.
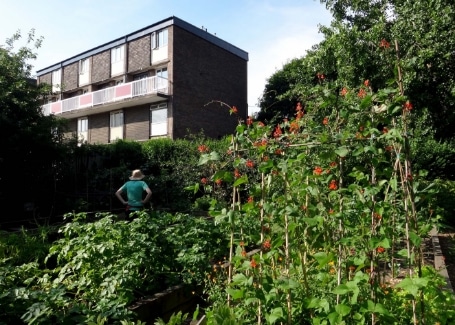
left=1, top=0, right=333, bottom=114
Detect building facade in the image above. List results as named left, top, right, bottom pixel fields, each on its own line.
left=37, top=16, right=248, bottom=144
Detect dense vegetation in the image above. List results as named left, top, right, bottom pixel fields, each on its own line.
left=2, top=0, right=455, bottom=323
left=0, top=211, right=228, bottom=324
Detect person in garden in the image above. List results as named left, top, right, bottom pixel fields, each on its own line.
left=115, top=169, right=152, bottom=218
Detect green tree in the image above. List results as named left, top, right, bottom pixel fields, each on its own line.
left=0, top=30, right=68, bottom=224
left=258, top=0, right=455, bottom=179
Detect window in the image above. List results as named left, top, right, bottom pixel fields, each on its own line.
left=52, top=69, right=61, bottom=92
left=79, top=59, right=89, bottom=74
left=79, top=58, right=90, bottom=85
left=111, top=45, right=125, bottom=76
left=133, top=72, right=148, bottom=81
left=110, top=111, right=123, bottom=127
left=77, top=117, right=88, bottom=144
left=110, top=111, right=124, bottom=142
left=111, top=46, right=124, bottom=63
left=156, top=67, right=168, bottom=79
left=150, top=103, right=168, bottom=136
left=152, top=29, right=168, bottom=49
left=155, top=67, right=168, bottom=90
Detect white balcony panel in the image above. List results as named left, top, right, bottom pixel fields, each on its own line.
left=110, top=126, right=123, bottom=142
left=79, top=72, right=90, bottom=86
left=155, top=76, right=168, bottom=93
left=93, top=88, right=115, bottom=106
left=78, top=131, right=88, bottom=143
left=111, top=61, right=124, bottom=76
left=151, top=122, right=167, bottom=136
left=151, top=108, right=167, bottom=136
left=132, top=79, right=151, bottom=96
left=41, top=76, right=169, bottom=116
left=43, top=103, right=51, bottom=116
left=152, top=45, right=168, bottom=64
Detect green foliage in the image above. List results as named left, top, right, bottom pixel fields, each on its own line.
left=0, top=211, right=228, bottom=324
left=0, top=226, right=54, bottom=265
left=431, top=179, right=455, bottom=229
left=196, top=78, right=455, bottom=323
left=205, top=305, right=240, bottom=325
left=0, top=30, right=70, bottom=222
left=142, top=134, right=231, bottom=211
left=259, top=0, right=455, bottom=179
left=154, top=311, right=189, bottom=325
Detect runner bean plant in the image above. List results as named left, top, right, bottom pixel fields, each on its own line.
left=195, top=72, right=455, bottom=324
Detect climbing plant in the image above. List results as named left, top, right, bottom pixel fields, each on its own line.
left=195, top=47, right=455, bottom=324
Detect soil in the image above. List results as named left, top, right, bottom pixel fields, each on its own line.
left=438, top=231, right=455, bottom=288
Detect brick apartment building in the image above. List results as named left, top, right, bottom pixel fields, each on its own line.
left=36, top=16, right=248, bottom=144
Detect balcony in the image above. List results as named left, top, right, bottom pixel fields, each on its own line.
left=43, top=76, right=169, bottom=118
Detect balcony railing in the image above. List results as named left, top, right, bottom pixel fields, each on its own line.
left=42, top=76, right=168, bottom=116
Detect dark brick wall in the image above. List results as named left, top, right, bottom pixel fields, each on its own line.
left=62, top=108, right=151, bottom=144
left=38, top=21, right=247, bottom=143
left=63, top=62, right=78, bottom=91
left=90, top=112, right=110, bottom=144
left=128, top=35, right=151, bottom=73
left=171, top=26, right=248, bottom=139
left=125, top=105, right=150, bottom=141
left=38, top=72, right=51, bottom=86
left=64, top=118, right=78, bottom=141
left=92, top=50, right=111, bottom=83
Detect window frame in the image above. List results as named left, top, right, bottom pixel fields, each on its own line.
left=110, top=110, right=124, bottom=128
left=152, top=28, right=168, bottom=49
left=150, top=103, right=168, bottom=137
left=79, top=58, right=89, bottom=75
left=111, top=45, right=124, bottom=63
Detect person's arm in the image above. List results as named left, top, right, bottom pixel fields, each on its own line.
left=115, top=188, right=128, bottom=205
left=142, top=187, right=152, bottom=204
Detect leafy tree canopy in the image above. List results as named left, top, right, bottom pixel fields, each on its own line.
left=0, top=30, right=68, bottom=218
left=257, top=0, right=455, bottom=178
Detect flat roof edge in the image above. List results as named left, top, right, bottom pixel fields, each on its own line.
left=36, top=16, right=248, bottom=76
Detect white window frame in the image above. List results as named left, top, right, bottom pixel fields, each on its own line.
left=52, top=69, right=61, bottom=92
left=111, top=46, right=124, bottom=63
left=152, top=29, right=168, bottom=49
left=79, top=59, right=89, bottom=75
left=110, top=110, right=124, bottom=128
left=150, top=103, right=168, bottom=137
left=155, top=67, right=168, bottom=90
left=110, top=110, right=124, bottom=142
left=111, top=45, right=125, bottom=76
left=79, top=58, right=90, bottom=86
left=77, top=117, right=88, bottom=144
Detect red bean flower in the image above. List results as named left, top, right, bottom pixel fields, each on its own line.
left=329, top=180, right=338, bottom=190
left=198, top=144, right=209, bottom=153
left=314, top=166, right=323, bottom=175
left=250, top=259, right=258, bottom=268
left=358, top=88, right=367, bottom=98
left=273, top=125, right=282, bottom=138
left=403, top=101, right=413, bottom=111
left=379, top=39, right=390, bottom=49
left=230, top=106, right=238, bottom=114
left=246, top=159, right=255, bottom=168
